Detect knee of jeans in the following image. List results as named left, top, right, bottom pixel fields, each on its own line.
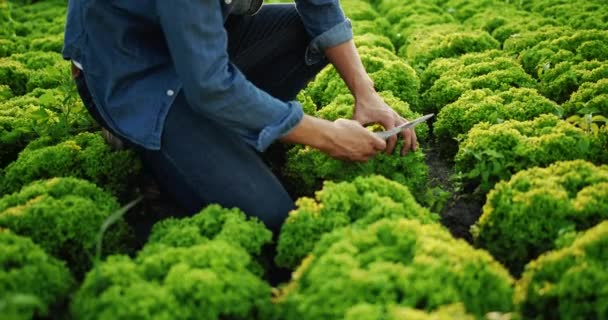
left=249, top=192, right=294, bottom=234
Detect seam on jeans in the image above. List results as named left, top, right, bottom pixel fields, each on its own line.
left=158, top=146, right=207, bottom=205
left=269, top=59, right=303, bottom=86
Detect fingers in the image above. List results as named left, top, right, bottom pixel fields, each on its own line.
left=330, top=119, right=386, bottom=162
left=400, top=128, right=420, bottom=156
left=331, top=114, right=421, bottom=161
left=386, top=135, right=397, bottom=155
left=371, top=134, right=387, bottom=151
left=402, top=128, right=412, bottom=155
left=376, top=116, right=396, bottom=154
left=357, top=129, right=387, bottom=162
left=410, top=129, right=418, bottom=151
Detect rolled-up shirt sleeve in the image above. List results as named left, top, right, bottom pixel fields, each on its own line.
left=156, top=0, right=303, bottom=152
left=294, top=0, right=354, bottom=65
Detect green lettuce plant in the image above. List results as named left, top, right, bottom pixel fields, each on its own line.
left=464, top=8, right=557, bottom=44
left=513, top=29, right=608, bottom=103
left=377, top=2, right=456, bottom=49
left=0, top=88, right=95, bottom=167
left=421, top=53, right=536, bottom=114
left=517, top=0, right=608, bottom=30
left=354, top=34, right=395, bottom=52
left=72, top=205, right=274, bottom=320
left=455, top=114, right=608, bottom=193
left=419, top=50, right=505, bottom=93
left=0, top=58, right=29, bottom=96
left=538, top=60, right=608, bottom=103
left=276, top=175, right=439, bottom=269
left=515, top=220, right=608, bottom=319
left=434, top=87, right=560, bottom=149
left=338, top=0, right=391, bottom=37
left=0, top=178, right=132, bottom=276
left=519, top=29, right=608, bottom=75
left=0, top=229, right=74, bottom=320
left=148, top=204, right=272, bottom=275
left=439, top=0, right=512, bottom=21
left=502, top=26, right=573, bottom=54
left=473, top=160, right=608, bottom=275
left=0, top=132, right=141, bottom=196
left=401, top=24, right=500, bottom=71
left=563, top=78, right=608, bottom=117
left=276, top=218, right=514, bottom=319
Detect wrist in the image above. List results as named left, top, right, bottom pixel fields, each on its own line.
left=281, top=115, right=335, bottom=151
left=353, top=88, right=383, bottom=114
left=351, top=76, right=375, bottom=101
left=309, top=117, right=336, bottom=151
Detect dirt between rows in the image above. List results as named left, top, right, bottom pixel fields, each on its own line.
left=424, top=143, right=484, bottom=243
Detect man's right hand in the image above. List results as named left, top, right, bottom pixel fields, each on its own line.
left=281, top=115, right=386, bottom=162
left=324, top=118, right=386, bottom=161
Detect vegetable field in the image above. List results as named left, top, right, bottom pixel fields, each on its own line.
left=1, top=0, right=607, bottom=319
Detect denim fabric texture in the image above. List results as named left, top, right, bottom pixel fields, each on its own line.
left=74, top=4, right=329, bottom=234
left=63, top=0, right=352, bottom=151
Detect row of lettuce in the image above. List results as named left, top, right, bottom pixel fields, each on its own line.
left=1, top=0, right=607, bottom=319
left=5, top=170, right=606, bottom=319
left=277, top=0, right=608, bottom=319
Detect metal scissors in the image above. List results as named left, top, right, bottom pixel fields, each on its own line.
left=374, top=113, right=434, bottom=140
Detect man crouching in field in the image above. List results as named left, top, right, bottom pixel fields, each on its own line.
left=63, top=0, right=417, bottom=234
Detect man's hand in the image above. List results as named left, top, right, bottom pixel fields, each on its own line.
left=325, top=118, right=386, bottom=161
left=324, top=40, right=418, bottom=156
left=281, top=115, right=386, bottom=162
left=353, top=92, right=418, bottom=156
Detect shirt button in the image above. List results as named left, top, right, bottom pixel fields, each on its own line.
left=225, top=0, right=232, bottom=4
left=166, top=89, right=174, bottom=97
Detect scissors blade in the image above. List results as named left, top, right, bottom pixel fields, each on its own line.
left=374, top=113, right=434, bottom=140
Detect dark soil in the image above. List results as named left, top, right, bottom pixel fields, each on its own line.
left=423, top=143, right=484, bottom=243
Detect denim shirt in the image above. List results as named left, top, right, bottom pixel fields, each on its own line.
left=62, top=0, right=352, bottom=151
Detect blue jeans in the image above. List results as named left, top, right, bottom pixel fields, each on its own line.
left=75, top=4, right=328, bottom=236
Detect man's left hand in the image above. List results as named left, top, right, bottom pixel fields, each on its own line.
left=353, top=92, right=418, bottom=156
